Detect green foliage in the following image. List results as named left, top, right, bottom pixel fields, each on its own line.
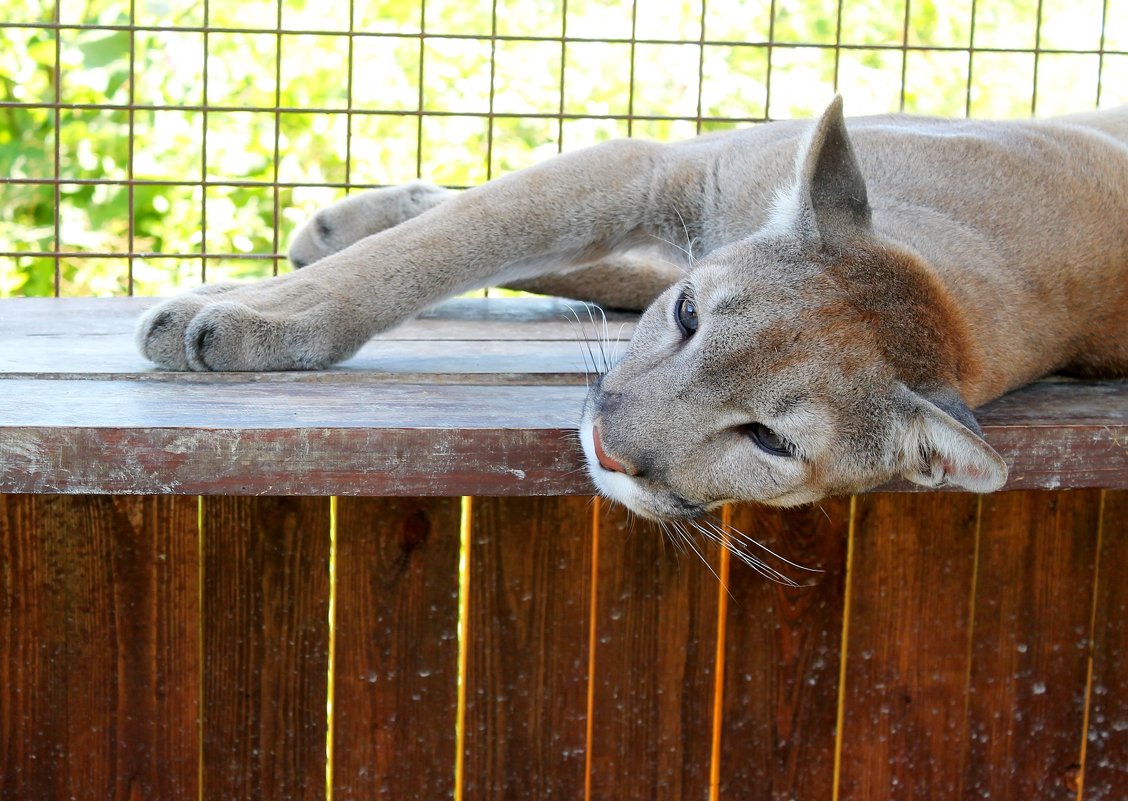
left=0, top=0, right=1114, bottom=297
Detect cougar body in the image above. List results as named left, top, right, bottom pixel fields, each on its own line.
left=137, top=100, right=1128, bottom=519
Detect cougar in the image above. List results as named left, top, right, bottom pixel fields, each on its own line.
left=137, top=98, right=1128, bottom=521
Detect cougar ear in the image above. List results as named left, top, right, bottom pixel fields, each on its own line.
left=898, top=385, right=1008, bottom=493
left=771, top=96, right=872, bottom=242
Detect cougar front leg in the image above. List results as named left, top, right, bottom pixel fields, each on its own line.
left=296, top=182, right=682, bottom=310
left=137, top=139, right=685, bottom=371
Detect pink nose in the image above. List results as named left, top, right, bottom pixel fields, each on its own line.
left=593, top=425, right=634, bottom=475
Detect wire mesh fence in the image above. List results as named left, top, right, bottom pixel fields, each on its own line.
left=1, top=0, right=1125, bottom=297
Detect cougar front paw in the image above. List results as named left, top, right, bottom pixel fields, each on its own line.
left=181, top=301, right=288, bottom=371
left=136, top=296, right=210, bottom=371
left=136, top=283, right=341, bottom=371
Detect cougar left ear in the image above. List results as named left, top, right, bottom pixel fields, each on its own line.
left=772, top=96, right=872, bottom=243
left=898, top=386, right=1008, bottom=493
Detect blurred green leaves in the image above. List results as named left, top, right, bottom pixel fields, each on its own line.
left=0, top=0, right=1117, bottom=297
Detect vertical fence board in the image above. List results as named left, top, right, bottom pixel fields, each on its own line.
left=963, top=490, right=1101, bottom=800
left=0, top=494, right=199, bottom=801
left=588, top=501, right=721, bottom=801
left=332, top=497, right=462, bottom=801
left=201, top=496, right=330, bottom=801
left=837, top=493, right=979, bottom=799
left=1085, top=490, right=1128, bottom=801
left=464, top=496, right=594, bottom=799
left=719, top=498, right=850, bottom=800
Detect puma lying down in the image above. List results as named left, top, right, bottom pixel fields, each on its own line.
left=137, top=98, right=1128, bottom=520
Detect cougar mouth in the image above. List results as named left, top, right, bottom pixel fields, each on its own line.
left=578, top=419, right=706, bottom=521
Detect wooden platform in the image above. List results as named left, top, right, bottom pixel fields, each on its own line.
left=2, top=296, right=1127, bottom=495
left=1, top=296, right=1126, bottom=801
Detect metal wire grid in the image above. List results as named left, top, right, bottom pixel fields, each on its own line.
left=0, top=0, right=1124, bottom=297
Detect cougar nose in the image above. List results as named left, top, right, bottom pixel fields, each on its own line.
left=593, top=425, right=637, bottom=476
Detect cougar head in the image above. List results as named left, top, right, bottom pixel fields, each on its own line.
left=580, top=97, right=1008, bottom=520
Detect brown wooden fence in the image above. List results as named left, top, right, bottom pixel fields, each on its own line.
left=2, top=298, right=1127, bottom=800
left=2, top=492, right=1126, bottom=800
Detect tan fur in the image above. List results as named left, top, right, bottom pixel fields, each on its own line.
left=136, top=99, right=1128, bottom=519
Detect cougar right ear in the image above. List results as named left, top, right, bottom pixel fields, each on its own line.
left=769, top=96, right=872, bottom=243
left=897, top=386, right=1008, bottom=493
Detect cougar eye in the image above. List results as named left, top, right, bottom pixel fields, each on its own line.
left=675, top=291, right=698, bottom=337
left=746, top=422, right=795, bottom=457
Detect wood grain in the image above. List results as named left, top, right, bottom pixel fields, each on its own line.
left=1084, top=490, right=1128, bottom=801
left=201, top=496, right=330, bottom=801
left=0, top=494, right=199, bottom=801
left=719, top=498, right=851, bottom=800
left=963, top=490, right=1102, bottom=800
left=837, top=493, right=980, bottom=800
left=331, top=497, right=462, bottom=801
left=587, top=501, right=722, bottom=801
left=463, top=496, right=594, bottom=800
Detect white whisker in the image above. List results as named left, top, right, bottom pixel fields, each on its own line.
left=674, top=520, right=729, bottom=592
left=671, top=206, right=697, bottom=266
left=702, top=512, right=823, bottom=574
left=647, top=233, right=695, bottom=263
left=691, top=518, right=801, bottom=587
left=564, top=305, right=604, bottom=380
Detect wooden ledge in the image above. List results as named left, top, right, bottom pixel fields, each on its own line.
left=1, top=297, right=1126, bottom=496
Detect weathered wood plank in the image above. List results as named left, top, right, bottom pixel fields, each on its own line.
left=3, top=379, right=1127, bottom=496
left=0, top=296, right=634, bottom=379
left=587, top=501, right=721, bottom=801
left=0, top=494, right=199, bottom=801
left=332, top=497, right=462, bottom=801
left=0, top=379, right=589, bottom=428
left=1084, top=490, right=1128, bottom=801
left=837, top=493, right=980, bottom=799
left=463, top=496, right=594, bottom=800
left=719, top=499, right=850, bottom=800
left=0, top=425, right=591, bottom=496
left=0, top=336, right=606, bottom=381
left=0, top=296, right=634, bottom=339
left=201, top=496, right=330, bottom=801
left=963, top=490, right=1101, bottom=800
